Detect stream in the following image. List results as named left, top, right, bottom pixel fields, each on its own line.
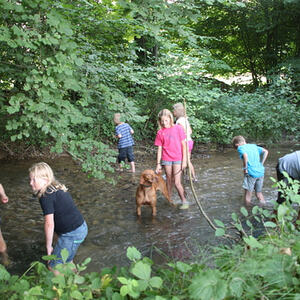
left=0, top=144, right=298, bottom=274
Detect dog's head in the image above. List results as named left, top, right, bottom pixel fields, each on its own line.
left=140, top=169, right=158, bottom=186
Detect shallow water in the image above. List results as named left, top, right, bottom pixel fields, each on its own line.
left=0, top=145, right=298, bottom=274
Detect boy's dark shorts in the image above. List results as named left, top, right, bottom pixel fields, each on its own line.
left=118, top=146, right=134, bottom=163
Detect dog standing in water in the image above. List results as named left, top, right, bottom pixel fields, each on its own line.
left=136, top=169, right=172, bottom=216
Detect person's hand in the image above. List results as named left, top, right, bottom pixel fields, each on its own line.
left=181, top=160, right=187, bottom=170
left=1, top=195, right=8, bottom=204
left=46, top=245, right=53, bottom=256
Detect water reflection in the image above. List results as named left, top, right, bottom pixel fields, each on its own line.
left=0, top=145, right=298, bottom=274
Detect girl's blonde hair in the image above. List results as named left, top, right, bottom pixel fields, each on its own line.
left=29, top=162, right=67, bottom=198
left=173, top=102, right=185, bottom=118
left=157, top=109, right=174, bottom=129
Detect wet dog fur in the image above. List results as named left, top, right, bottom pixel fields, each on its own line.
left=136, top=169, right=172, bottom=216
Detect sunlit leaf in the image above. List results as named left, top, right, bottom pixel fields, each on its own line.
left=243, top=236, right=263, bottom=249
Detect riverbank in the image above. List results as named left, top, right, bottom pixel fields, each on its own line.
left=1, top=139, right=299, bottom=161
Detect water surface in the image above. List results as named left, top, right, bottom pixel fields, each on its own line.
left=0, top=145, right=298, bottom=274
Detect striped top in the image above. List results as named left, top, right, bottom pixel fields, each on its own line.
left=115, top=123, right=134, bottom=149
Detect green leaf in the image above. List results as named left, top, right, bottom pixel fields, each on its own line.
left=42, top=254, right=57, bottom=261
left=131, top=261, right=151, bottom=281
left=91, top=277, right=101, bottom=289
left=246, top=220, right=253, bottom=229
left=71, top=290, right=83, bottom=299
left=61, top=248, right=69, bottom=263
left=252, top=206, right=259, bottom=215
left=214, top=219, right=225, bottom=227
left=127, top=247, right=141, bottom=261
left=149, top=276, right=163, bottom=289
left=120, top=285, right=128, bottom=297
left=231, top=212, right=238, bottom=222
left=243, top=236, right=263, bottom=249
left=240, top=207, right=248, bottom=217
left=52, top=274, right=66, bottom=286
left=215, top=228, right=225, bottom=237
left=0, top=265, right=11, bottom=281
left=188, top=270, right=227, bottom=300
left=175, top=261, right=192, bottom=273
left=264, top=221, right=276, bottom=228
left=74, top=274, right=85, bottom=284
left=137, top=279, right=148, bottom=291
left=27, top=286, right=43, bottom=296
left=229, top=277, right=243, bottom=298
left=117, top=277, right=128, bottom=284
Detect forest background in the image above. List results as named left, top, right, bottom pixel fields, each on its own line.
left=0, top=0, right=299, bottom=179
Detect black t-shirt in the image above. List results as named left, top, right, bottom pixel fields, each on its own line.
left=39, top=189, right=84, bottom=235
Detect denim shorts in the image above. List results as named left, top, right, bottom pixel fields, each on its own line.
left=49, top=221, right=88, bottom=268
left=242, top=174, right=264, bottom=192
left=161, top=160, right=182, bottom=165
left=118, top=146, right=134, bottom=163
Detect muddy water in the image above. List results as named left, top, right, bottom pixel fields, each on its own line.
left=0, top=145, right=298, bottom=274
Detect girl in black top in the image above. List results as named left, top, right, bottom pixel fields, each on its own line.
left=29, top=162, right=88, bottom=272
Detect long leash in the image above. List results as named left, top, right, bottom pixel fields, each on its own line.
left=183, top=99, right=235, bottom=241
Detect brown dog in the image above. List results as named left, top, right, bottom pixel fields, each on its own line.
left=136, top=169, right=172, bottom=216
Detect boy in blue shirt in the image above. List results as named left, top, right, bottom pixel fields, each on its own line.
left=232, top=136, right=268, bottom=205
left=114, top=113, right=135, bottom=173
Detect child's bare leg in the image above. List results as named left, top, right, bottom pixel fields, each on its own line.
left=164, top=165, right=173, bottom=198
left=130, top=161, right=135, bottom=173
left=173, top=164, right=186, bottom=203
left=187, top=153, right=196, bottom=180
left=255, top=192, right=265, bottom=204
left=244, top=190, right=252, bottom=205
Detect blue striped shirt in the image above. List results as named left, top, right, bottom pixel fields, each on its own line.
left=115, top=123, right=134, bottom=149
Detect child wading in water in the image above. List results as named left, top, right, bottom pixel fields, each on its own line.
left=155, top=109, right=188, bottom=209
left=173, top=102, right=197, bottom=181
left=232, top=136, right=268, bottom=205
left=29, top=162, right=88, bottom=274
left=114, top=113, right=135, bottom=173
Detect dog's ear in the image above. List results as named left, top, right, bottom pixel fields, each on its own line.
left=140, top=174, right=147, bottom=185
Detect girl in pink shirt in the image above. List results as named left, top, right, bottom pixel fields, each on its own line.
left=155, top=109, right=188, bottom=209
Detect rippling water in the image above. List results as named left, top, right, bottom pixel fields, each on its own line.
left=0, top=145, right=298, bottom=274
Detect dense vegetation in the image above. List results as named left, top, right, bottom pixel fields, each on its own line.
left=0, top=176, right=299, bottom=299
left=1, top=0, right=300, bottom=179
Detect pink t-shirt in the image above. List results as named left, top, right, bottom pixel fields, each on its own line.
left=154, top=125, right=186, bottom=161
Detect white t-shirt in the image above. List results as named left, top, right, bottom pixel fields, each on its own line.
left=176, top=117, right=192, bottom=141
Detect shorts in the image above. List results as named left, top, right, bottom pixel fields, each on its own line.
left=161, top=160, right=182, bottom=165
left=49, top=221, right=88, bottom=268
left=242, top=174, right=264, bottom=193
left=118, top=146, right=134, bottom=163
left=188, top=140, right=194, bottom=153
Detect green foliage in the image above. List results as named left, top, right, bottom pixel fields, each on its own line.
left=0, top=0, right=299, bottom=180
